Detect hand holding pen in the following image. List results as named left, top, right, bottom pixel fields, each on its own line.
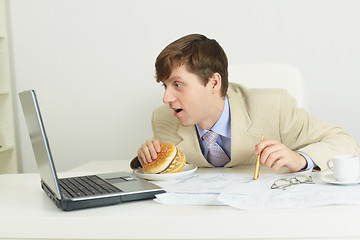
left=254, top=135, right=308, bottom=174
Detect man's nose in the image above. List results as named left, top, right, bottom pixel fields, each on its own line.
left=163, top=88, right=175, bottom=104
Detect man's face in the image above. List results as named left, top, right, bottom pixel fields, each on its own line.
left=162, top=64, right=220, bottom=129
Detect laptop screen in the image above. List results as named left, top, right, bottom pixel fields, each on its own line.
left=19, top=90, right=63, bottom=199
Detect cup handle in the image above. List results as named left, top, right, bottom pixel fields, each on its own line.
left=327, top=159, right=334, bottom=171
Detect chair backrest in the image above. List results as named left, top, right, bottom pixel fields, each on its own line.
left=228, top=63, right=305, bottom=108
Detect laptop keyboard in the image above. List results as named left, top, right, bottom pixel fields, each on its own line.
left=59, top=175, right=122, bottom=198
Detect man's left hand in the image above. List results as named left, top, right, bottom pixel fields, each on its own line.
left=255, top=138, right=307, bottom=172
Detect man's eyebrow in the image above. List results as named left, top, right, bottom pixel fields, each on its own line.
left=166, top=76, right=181, bottom=82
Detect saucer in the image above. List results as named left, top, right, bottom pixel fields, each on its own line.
left=321, top=173, right=360, bottom=185
left=133, top=164, right=197, bottom=181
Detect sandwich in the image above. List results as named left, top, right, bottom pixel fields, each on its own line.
left=143, top=143, right=186, bottom=174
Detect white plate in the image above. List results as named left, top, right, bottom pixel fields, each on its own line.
left=321, top=173, right=360, bottom=185
left=133, top=164, right=197, bottom=181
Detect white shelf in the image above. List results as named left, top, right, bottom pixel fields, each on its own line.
left=0, top=0, right=18, bottom=173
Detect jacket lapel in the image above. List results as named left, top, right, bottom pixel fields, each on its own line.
left=226, top=85, right=259, bottom=166
left=177, top=125, right=213, bottom=167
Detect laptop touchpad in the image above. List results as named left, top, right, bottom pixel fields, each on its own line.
left=105, top=176, right=136, bottom=184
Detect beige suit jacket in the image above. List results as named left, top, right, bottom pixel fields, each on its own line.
left=148, top=83, right=358, bottom=171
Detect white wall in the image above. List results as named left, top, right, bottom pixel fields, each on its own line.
left=8, top=0, right=360, bottom=173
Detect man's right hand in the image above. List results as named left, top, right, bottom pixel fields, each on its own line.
left=137, top=139, right=161, bottom=166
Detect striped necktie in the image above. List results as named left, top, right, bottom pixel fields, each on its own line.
left=203, top=130, right=230, bottom=167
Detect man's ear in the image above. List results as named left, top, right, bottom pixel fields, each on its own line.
left=209, top=72, right=222, bottom=94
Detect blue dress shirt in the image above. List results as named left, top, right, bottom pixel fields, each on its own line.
left=195, top=95, right=316, bottom=171
left=196, top=96, right=231, bottom=160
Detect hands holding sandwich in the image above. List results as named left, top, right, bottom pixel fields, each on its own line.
left=137, top=140, right=186, bottom=174
left=138, top=139, right=162, bottom=166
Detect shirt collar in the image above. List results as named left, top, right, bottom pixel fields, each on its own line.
left=196, top=95, right=231, bottom=139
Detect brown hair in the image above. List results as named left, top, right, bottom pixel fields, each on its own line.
left=155, top=34, right=228, bottom=96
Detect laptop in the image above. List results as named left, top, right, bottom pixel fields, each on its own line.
left=19, top=90, right=165, bottom=211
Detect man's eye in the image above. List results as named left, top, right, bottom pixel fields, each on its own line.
left=175, top=83, right=181, bottom=87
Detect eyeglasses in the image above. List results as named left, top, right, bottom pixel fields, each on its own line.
left=271, top=175, right=313, bottom=190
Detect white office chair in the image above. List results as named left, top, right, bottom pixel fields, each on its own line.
left=228, top=63, right=306, bottom=108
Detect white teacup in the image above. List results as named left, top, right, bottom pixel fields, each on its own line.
left=327, top=155, right=360, bottom=182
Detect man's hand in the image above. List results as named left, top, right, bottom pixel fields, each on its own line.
left=255, top=138, right=307, bottom=172
left=137, top=139, right=161, bottom=166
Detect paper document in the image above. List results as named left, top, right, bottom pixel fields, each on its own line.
left=154, top=171, right=360, bottom=210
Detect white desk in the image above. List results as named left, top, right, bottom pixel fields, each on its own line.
left=1, top=160, right=360, bottom=240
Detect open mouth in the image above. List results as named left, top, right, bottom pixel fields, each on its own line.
left=175, top=109, right=183, bottom=113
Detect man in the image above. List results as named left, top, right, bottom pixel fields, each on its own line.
left=133, top=33, right=358, bottom=172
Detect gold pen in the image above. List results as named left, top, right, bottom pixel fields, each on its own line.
left=253, top=134, right=264, bottom=180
